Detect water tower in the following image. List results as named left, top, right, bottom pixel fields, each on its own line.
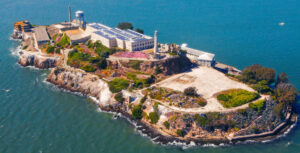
left=75, top=10, right=86, bottom=29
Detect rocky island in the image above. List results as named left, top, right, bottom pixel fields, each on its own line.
left=11, top=10, right=298, bottom=146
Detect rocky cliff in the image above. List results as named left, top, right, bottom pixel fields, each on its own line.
left=18, top=51, right=60, bottom=69
left=107, top=55, right=192, bottom=76
left=47, top=67, right=113, bottom=106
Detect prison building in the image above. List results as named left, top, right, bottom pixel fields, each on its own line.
left=86, top=23, right=154, bottom=52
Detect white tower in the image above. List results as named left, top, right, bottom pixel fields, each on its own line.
left=154, top=30, right=158, bottom=53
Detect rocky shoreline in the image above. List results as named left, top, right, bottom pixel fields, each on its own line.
left=44, top=64, right=297, bottom=146
left=13, top=43, right=298, bottom=147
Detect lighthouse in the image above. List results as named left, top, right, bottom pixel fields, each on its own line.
left=154, top=30, right=158, bottom=53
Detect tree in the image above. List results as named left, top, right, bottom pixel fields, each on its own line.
left=114, top=92, right=125, bottom=103
left=184, top=87, right=198, bottom=97
left=275, top=83, right=297, bottom=104
left=132, top=104, right=143, bottom=119
left=276, top=72, right=289, bottom=87
left=239, top=64, right=276, bottom=84
left=163, top=121, right=170, bottom=129
left=176, top=129, right=184, bottom=137
left=252, top=80, right=272, bottom=94
left=135, top=28, right=144, bottom=34
left=117, top=22, right=133, bottom=30
left=149, top=112, right=160, bottom=124
left=96, top=57, right=107, bottom=69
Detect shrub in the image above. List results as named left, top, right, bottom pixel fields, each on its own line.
left=184, top=87, right=198, bottom=97
left=176, top=129, right=184, bottom=137
left=132, top=104, right=143, bottom=119
left=249, top=99, right=266, bottom=112
left=149, top=112, right=160, bottom=124
left=46, top=45, right=55, bottom=53
left=140, top=94, right=147, bottom=104
left=55, top=48, right=60, bottom=54
left=252, top=80, right=272, bottom=94
left=117, top=22, right=133, bottom=30
left=163, top=121, right=170, bottom=129
left=96, top=57, right=107, bottom=69
left=108, top=78, right=130, bottom=93
left=114, top=92, right=125, bottom=103
left=217, top=89, right=260, bottom=108
left=155, top=66, right=162, bottom=74
left=194, top=114, right=210, bottom=127
left=57, top=34, right=70, bottom=47
left=81, top=65, right=96, bottom=72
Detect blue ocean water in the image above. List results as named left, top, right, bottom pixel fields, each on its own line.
left=0, top=0, right=299, bottom=152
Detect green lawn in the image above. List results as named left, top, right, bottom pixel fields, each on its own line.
left=217, top=89, right=260, bottom=108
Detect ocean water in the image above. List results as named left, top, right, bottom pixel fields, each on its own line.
left=0, top=0, right=299, bottom=152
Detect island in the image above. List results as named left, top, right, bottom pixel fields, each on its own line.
left=11, top=9, right=298, bottom=146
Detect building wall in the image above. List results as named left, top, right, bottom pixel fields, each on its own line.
left=91, top=33, right=116, bottom=48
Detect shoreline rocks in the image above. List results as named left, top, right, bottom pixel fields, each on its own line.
left=18, top=51, right=60, bottom=69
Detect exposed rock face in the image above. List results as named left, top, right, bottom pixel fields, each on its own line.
left=107, top=56, right=192, bottom=76
left=18, top=51, right=60, bottom=69
left=47, top=67, right=113, bottom=106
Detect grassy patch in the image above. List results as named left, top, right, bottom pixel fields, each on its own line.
left=249, top=99, right=266, bottom=112
left=217, top=89, right=260, bottom=108
left=108, top=78, right=130, bottom=93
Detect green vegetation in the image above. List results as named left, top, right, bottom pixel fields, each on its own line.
left=275, top=83, right=297, bottom=105
left=251, top=80, right=273, bottom=94
left=108, top=78, right=130, bottom=93
left=176, top=129, right=184, bottom=137
left=194, top=114, right=210, bottom=127
left=217, top=89, right=260, bottom=108
left=46, top=45, right=55, bottom=53
left=135, top=28, right=144, bottom=34
left=149, top=112, right=160, bottom=124
left=140, top=94, right=147, bottom=104
left=22, top=45, right=28, bottom=50
left=132, top=104, right=143, bottom=120
left=81, top=65, right=96, bottom=72
left=249, top=99, right=266, bottom=112
left=126, top=72, right=155, bottom=89
left=114, top=92, right=125, bottom=103
left=163, top=121, right=170, bottom=129
left=168, top=52, right=178, bottom=56
left=238, top=64, right=276, bottom=84
left=184, top=87, right=198, bottom=97
left=117, top=22, right=133, bottom=30
left=276, top=72, right=289, bottom=86
left=155, top=66, right=162, bottom=74
left=56, top=34, right=70, bottom=47
left=129, top=60, right=143, bottom=70
left=55, top=48, right=61, bottom=54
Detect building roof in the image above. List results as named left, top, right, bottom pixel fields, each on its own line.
left=88, top=23, right=153, bottom=42
left=181, top=46, right=215, bottom=61
left=34, top=26, right=50, bottom=42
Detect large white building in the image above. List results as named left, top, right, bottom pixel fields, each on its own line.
left=86, top=23, right=154, bottom=51
left=181, top=44, right=215, bottom=67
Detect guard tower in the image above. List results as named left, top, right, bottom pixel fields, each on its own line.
left=75, top=10, right=86, bottom=29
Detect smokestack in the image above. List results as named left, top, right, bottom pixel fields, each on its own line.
left=68, top=5, right=72, bottom=23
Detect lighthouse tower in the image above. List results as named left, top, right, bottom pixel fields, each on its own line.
left=154, top=30, right=158, bottom=54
